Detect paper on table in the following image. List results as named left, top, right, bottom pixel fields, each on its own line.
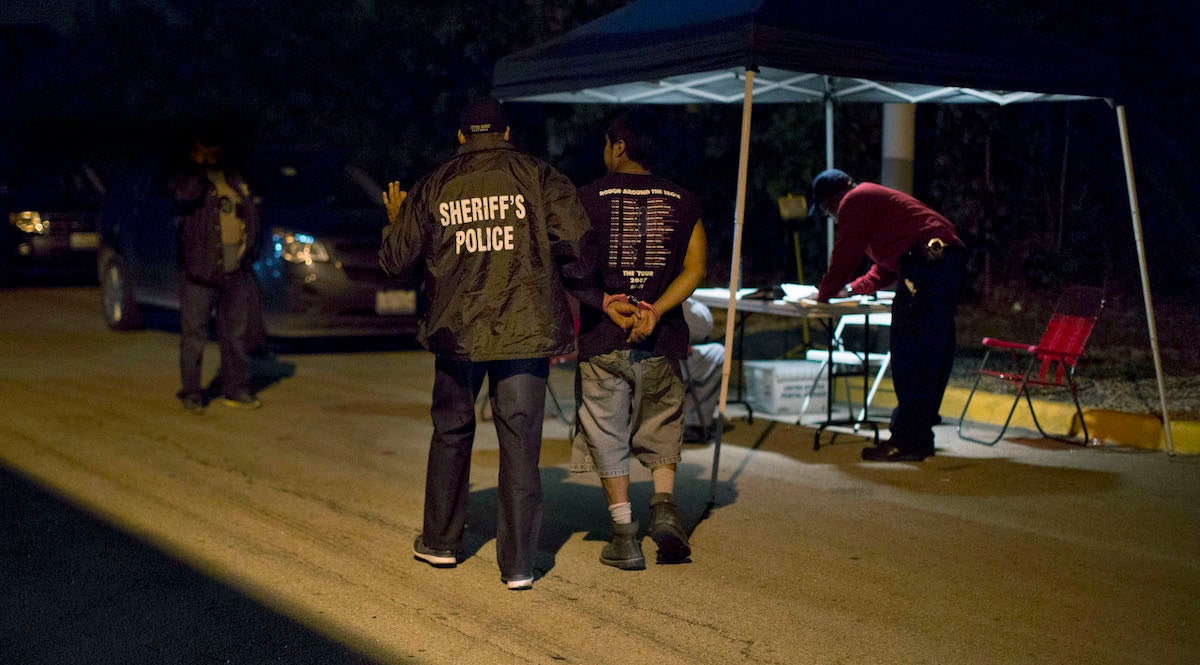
left=692, top=287, right=757, bottom=300
left=810, top=297, right=867, bottom=307
left=792, top=294, right=892, bottom=309
left=780, top=283, right=818, bottom=301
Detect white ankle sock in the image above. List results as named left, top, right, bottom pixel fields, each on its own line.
left=608, top=502, right=632, bottom=524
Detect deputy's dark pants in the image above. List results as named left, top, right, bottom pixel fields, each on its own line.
left=424, top=356, right=550, bottom=581
left=179, top=269, right=256, bottom=399
left=888, top=246, right=967, bottom=452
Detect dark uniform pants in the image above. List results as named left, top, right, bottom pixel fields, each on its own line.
left=179, top=269, right=257, bottom=398
left=888, top=246, right=967, bottom=452
left=424, top=356, right=550, bottom=581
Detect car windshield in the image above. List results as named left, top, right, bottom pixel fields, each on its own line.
left=0, top=159, right=105, bottom=208
left=241, top=149, right=380, bottom=211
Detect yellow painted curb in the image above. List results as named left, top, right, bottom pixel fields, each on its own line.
left=830, top=377, right=1199, bottom=454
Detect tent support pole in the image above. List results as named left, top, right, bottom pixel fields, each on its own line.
left=824, top=76, right=835, bottom=169
left=710, top=68, right=755, bottom=504
left=1115, top=105, right=1174, bottom=454
left=824, top=76, right=835, bottom=257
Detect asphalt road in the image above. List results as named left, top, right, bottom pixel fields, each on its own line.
left=2, top=287, right=1198, bottom=664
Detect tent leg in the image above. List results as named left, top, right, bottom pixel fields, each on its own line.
left=708, top=414, right=724, bottom=505
left=1116, top=104, right=1174, bottom=455
left=711, top=68, right=756, bottom=505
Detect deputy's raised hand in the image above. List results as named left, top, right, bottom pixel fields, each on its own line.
left=382, top=181, right=407, bottom=223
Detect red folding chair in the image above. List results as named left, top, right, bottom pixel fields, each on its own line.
left=957, top=286, right=1104, bottom=445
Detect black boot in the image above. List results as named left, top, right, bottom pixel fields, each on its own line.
left=649, top=493, right=691, bottom=563
left=861, top=443, right=931, bottom=462
left=600, top=520, right=645, bottom=570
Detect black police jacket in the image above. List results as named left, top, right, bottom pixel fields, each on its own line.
left=379, top=134, right=592, bottom=361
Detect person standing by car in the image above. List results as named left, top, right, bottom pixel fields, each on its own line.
left=567, top=107, right=707, bottom=570
left=379, top=97, right=592, bottom=591
left=172, top=134, right=263, bottom=413
left=809, top=168, right=966, bottom=462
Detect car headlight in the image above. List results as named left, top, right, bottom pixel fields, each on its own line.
left=9, top=211, right=49, bottom=235
left=272, top=227, right=330, bottom=265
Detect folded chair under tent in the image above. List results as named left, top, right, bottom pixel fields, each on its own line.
left=546, top=351, right=578, bottom=437
left=799, top=313, right=892, bottom=423
left=680, top=352, right=719, bottom=442
left=957, top=285, right=1105, bottom=446
left=546, top=309, right=582, bottom=438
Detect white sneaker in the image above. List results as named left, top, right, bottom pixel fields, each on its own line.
left=412, top=535, right=456, bottom=568
left=504, top=577, right=533, bottom=591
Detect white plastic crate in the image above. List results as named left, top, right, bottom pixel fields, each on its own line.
left=742, top=360, right=827, bottom=415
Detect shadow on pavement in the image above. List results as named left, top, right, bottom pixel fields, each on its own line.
left=0, top=466, right=382, bottom=665
left=460, top=442, right=736, bottom=579
left=197, top=354, right=299, bottom=406
left=702, top=416, right=1122, bottom=497
left=451, top=415, right=1121, bottom=582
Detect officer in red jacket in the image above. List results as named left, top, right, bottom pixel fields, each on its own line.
left=811, top=169, right=966, bottom=462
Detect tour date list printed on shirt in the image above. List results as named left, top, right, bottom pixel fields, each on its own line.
left=599, top=187, right=684, bottom=290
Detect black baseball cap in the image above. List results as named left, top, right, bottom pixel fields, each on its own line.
left=809, top=168, right=855, bottom=218
left=459, top=97, right=509, bottom=135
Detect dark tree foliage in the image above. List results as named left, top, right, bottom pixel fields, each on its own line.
left=60, top=0, right=625, bottom=174
left=961, top=0, right=1200, bottom=298
left=7, top=0, right=1195, bottom=300
left=0, top=25, right=98, bottom=148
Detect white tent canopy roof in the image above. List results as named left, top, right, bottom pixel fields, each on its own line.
left=506, top=65, right=1100, bottom=106
left=494, top=0, right=1121, bottom=105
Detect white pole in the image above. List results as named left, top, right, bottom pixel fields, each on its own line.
left=824, top=76, right=836, bottom=258
left=1116, top=104, right=1174, bottom=454
left=711, top=68, right=755, bottom=503
left=882, top=103, right=916, bottom=194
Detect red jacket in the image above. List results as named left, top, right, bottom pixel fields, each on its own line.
left=817, top=183, right=960, bottom=301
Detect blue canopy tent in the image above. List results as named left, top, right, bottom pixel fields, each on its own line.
left=493, top=0, right=1176, bottom=478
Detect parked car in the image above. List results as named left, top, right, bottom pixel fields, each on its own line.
left=1, top=153, right=105, bottom=284
left=98, top=146, right=419, bottom=337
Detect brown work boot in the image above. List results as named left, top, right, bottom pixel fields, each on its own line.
left=600, top=520, right=645, bottom=570
left=649, top=493, right=692, bottom=563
